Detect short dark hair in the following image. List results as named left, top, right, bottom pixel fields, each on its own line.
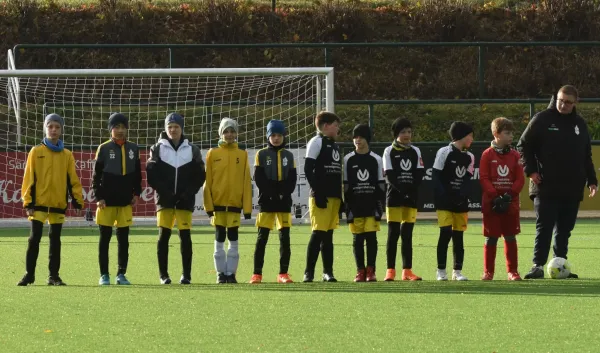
left=491, top=117, right=515, bottom=135
left=558, top=85, right=579, bottom=99
left=315, top=111, right=341, bottom=130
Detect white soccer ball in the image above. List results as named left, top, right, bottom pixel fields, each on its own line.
left=546, top=257, right=572, bottom=279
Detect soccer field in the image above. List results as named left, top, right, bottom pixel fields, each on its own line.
left=2, top=220, right=600, bottom=353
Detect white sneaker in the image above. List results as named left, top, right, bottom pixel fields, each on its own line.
left=436, top=269, right=448, bottom=281
left=452, top=270, right=468, bottom=281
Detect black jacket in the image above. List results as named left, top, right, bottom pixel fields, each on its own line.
left=254, top=143, right=297, bottom=213
left=146, top=133, right=205, bottom=212
left=92, top=140, right=142, bottom=207
left=517, top=95, right=597, bottom=201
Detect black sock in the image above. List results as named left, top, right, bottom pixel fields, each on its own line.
left=452, top=230, right=465, bottom=271
left=215, top=226, right=226, bottom=243
left=352, top=233, right=366, bottom=270
left=98, top=225, right=113, bottom=275
left=227, top=227, right=239, bottom=242
left=386, top=222, right=401, bottom=269
left=25, top=220, right=43, bottom=276
left=48, top=223, right=63, bottom=277
left=157, top=227, right=172, bottom=278
left=365, top=232, right=378, bottom=268
left=305, top=230, right=324, bottom=275
left=179, top=229, right=192, bottom=280
left=253, top=227, right=270, bottom=275
left=116, top=227, right=129, bottom=275
left=321, top=230, right=334, bottom=274
left=279, top=227, right=291, bottom=274
left=437, top=226, right=453, bottom=270
left=400, top=222, right=415, bottom=269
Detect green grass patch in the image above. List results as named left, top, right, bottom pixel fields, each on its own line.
left=2, top=219, right=600, bottom=352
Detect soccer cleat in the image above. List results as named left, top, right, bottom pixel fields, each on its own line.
left=507, top=272, right=522, bottom=281
left=179, top=276, right=191, bottom=285
left=452, top=270, right=468, bottom=281
left=160, top=276, right=172, bottom=285
left=354, top=269, right=366, bottom=282
left=17, top=273, right=35, bottom=286
left=99, top=274, right=110, bottom=286
left=277, top=273, right=293, bottom=283
left=402, top=269, right=422, bottom=281
left=116, top=274, right=131, bottom=285
left=303, top=272, right=314, bottom=283
left=249, top=274, right=263, bottom=284
left=481, top=272, right=494, bottom=281
left=436, top=269, right=448, bottom=281
left=227, top=274, right=238, bottom=284
left=366, top=266, right=377, bottom=282
left=384, top=269, right=396, bottom=281
left=322, top=273, right=338, bottom=282
left=47, top=276, right=66, bottom=286
left=216, top=273, right=227, bottom=284
left=524, top=265, right=544, bottom=279
left=567, top=273, right=579, bottom=279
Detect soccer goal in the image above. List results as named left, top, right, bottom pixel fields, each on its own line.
left=0, top=49, right=334, bottom=227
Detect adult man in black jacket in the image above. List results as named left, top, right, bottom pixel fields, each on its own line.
left=517, top=85, right=597, bottom=279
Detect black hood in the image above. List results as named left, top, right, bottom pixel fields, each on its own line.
left=547, top=94, right=578, bottom=116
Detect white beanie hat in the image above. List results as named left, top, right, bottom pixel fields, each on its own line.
left=218, top=118, right=238, bottom=136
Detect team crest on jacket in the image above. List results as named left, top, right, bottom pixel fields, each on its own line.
left=575, top=125, right=580, bottom=135
left=357, top=169, right=370, bottom=181
left=456, top=166, right=466, bottom=178
left=332, top=149, right=340, bottom=162
left=283, top=157, right=288, bottom=167
left=129, top=149, right=134, bottom=160
left=400, top=159, right=412, bottom=171
left=497, top=165, right=509, bottom=177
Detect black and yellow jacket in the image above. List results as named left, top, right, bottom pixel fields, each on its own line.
left=92, top=139, right=142, bottom=207
left=146, top=133, right=205, bottom=212
left=21, top=143, right=84, bottom=213
left=203, top=142, right=252, bottom=216
left=254, top=143, right=297, bottom=213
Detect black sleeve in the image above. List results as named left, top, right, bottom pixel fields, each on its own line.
left=92, top=159, right=105, bottom=201
left=184, top=147, right=205, bottom=196
left=517, top=114, right=542, bottom=176
left=413, top=168, right=424, bottom=188
left=584, top=125, right=598, bottom=186
left=146, top=144, right=168, bottom=196
left=133, top=153, right=142, bottom=197
left=384, top=169, right=401, bottom=192
left=281, top=167, right=297, bottom=196
left=304, top=158, right=318, bottom=193
left=432, top=169, right=446, bottom=197
left=254, top=165, right=273, bottom=196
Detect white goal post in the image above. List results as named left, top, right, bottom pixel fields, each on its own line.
left=0, top=49, right=334, bottom=227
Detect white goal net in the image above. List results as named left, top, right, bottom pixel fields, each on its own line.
left=0, top=50, right=334, bottom=227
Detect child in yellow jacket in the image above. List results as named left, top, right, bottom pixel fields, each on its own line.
left=18, top=114, right=84, bottom=286
left=204, top=118, right=252, bottom=283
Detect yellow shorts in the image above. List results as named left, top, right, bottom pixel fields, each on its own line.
left=211, top=211, right=240, bottom=228
left=349, top=216, right=380, bottom=234
left=96, top=205, right=133, bottom=228
left=29, top=211, right=65, bottom=225
left=386, top=207, right=418, bottom=224
left=256, top=212, right=292, bottom=230
left=309, top=197, right=340, bottom=232
left=157, top=209, right=193, bottom=230
left=436, top=210, right=468, bottom=231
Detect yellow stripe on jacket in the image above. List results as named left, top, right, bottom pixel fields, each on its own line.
left=21, top=144, right=84, bottom=210
left=203, top=142, right=252, bottom=214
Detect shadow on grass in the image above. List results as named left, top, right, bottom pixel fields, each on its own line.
left=100, top=279, right=600, bottom=297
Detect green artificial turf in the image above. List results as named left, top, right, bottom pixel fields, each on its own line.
left=1, top=220, right=600, bottom=352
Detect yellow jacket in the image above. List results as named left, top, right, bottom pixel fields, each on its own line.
left=21, top=144, right=84, bottom=213
left=203, top=142, right=252, bottom=215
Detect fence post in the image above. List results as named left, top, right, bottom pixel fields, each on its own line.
left=529, top=102, right=535, bottom=120
left=168, top=48, right=173, bottom=68
left=368, top=104, right=375, bottom=129
left=324, top=47, right=332, bottom=67
left=478, top=46, right=485, bottom=99
left=272, top=0, right=276, bottom=11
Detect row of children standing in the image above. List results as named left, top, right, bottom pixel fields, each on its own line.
left=16, top=111, right=524, bottom=286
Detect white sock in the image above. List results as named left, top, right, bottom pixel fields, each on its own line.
left=226, top=240, right=239, bottom=276
left=213, top=241, right=226, bottom=274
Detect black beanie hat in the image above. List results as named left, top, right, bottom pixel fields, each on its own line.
left=108, top=113, right=128, bottom=131
left=392, top=118, right=412, bottom=137
left=353, top=123, right=372, bottom=144
left=449, top=121, right=473, bottom=141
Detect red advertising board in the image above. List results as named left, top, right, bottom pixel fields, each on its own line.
left=0, top=150, right=157, bottom=218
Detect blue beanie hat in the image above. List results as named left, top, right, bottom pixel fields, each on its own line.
left=165, top=113, right=184, bottom=131
left=266, top=120, right=286, bottom=139
left=108, top=113, right=128, bottom=131
left=44, top=113, right=64, bottom=131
